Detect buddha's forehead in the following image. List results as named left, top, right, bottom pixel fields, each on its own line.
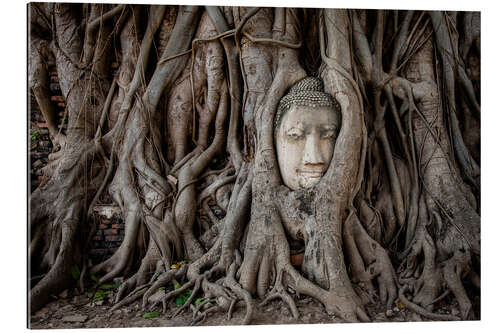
left=281, top=105, right=339, bottom=127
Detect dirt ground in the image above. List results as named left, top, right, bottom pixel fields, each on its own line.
left=29, top=284, right=478, bottom=329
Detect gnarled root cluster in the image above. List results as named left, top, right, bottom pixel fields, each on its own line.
left=29, top=4, right=480, bottom=324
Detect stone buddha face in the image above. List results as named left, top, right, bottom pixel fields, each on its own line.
left=274, top=78, right=340, bottom=191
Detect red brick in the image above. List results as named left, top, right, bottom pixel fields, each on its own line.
left=103, top=228, right=118, bottom=235
left=89, top=249, right=108, bottom=256
left=105, top=235, right=124, bottom=242
left=50, top=76, right=59, bottom=83
left=57, top=103, right=66, bottom=108
left=290, top=253, right=304, bottom=267
left=51, top=96, right=64, bottom=102
left=36, top=122, right=48, bottom=128
left=111, top=224, right=120, bottom=229
left=98, top=223, right=108, bottom=230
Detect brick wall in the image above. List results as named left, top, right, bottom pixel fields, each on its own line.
left=29, top=65, right=65, bottom=191
left=89, top=205, right=125, bottom=263
left=29, top=107, right=51, bottom=191
left=30, top=66, right=125, bottom=263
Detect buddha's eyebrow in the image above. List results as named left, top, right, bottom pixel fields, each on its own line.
left=285, top=128, right=304, bottom=135
left=285, top=124, right=304, bottom=131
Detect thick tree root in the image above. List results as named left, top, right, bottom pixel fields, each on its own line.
left=442, top=251, right=474, bottom=319
left=110, top=283, right=152, bottom=312
left=30, top=219, right=81, bottom=313
left=399, top=285, right=460, bottom=321
left=190, top=302, right=220, bottom=325
left=398, top=216, right=476, bottom=320
left=30, top=139, right=107, bottom=312
left=139, top=264, right=188, bottom=309
left=29, top=5, right=480, bottom=323
left=343, top=214, right=397, bottom=311
left=223, top=261, right=254, bottom=324
left=259, top=269, right=299, bottom=319
left=110, top=240, right=164, bottom=304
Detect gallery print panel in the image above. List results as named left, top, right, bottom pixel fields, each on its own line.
left=28, top=2, right=480, bottom=328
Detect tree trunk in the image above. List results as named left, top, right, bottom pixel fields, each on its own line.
left=29, top=4, right=480, bottom=323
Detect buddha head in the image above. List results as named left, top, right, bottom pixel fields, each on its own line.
left=274, top=77, right=341, bottom=190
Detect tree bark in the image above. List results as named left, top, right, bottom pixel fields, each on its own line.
left=29, top=5, right=480, bottom=323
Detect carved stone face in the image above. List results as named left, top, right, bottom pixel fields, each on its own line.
left=276, top=105, right=339, bottom=190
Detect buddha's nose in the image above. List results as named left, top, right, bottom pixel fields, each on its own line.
left=303, top=133, right=324, bottom=166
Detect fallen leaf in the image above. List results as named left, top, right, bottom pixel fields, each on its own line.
left=142, top=312, right=159, bottom=319
left=170, top=262, right=182, bottom=270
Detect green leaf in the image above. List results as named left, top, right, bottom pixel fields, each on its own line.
left=30, top=130, right=39, bottom=141
left=174, top=284, right=181, bottom=290
left=90, top=274, right=99, bottom=282
left=70, top=265, right=80, bottom=280
left=98, top=284, right=115, bottom=290
left=159, top=287, right=165, bottom=291
left=142, top=312, right=160, bottom=319
left=194, top=297, right=209, bottom=306
left=174, top=289, right=192, bottom=307
left=93, top=290, right=111, bottom=301
left=96, top=282, right=120, bottom=290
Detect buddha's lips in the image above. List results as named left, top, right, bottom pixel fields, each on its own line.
left=298, top=170, right=325, bottom=178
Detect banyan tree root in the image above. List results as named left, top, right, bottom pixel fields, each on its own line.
left=343, top=214, right=397, bottom=312
left=29, top=4, right=481, bottom=323
left=397, top=37, right=479, bottom=320
left=235, top=9, right=370, bottom=323
left=398, top=216, right=476, bottom=320
left=89, top=6, right=202, bottom=289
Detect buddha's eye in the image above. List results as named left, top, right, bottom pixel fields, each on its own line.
left=321, top=128, right=337, bottom=139
left=286, top=128, right=304, bottom=140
